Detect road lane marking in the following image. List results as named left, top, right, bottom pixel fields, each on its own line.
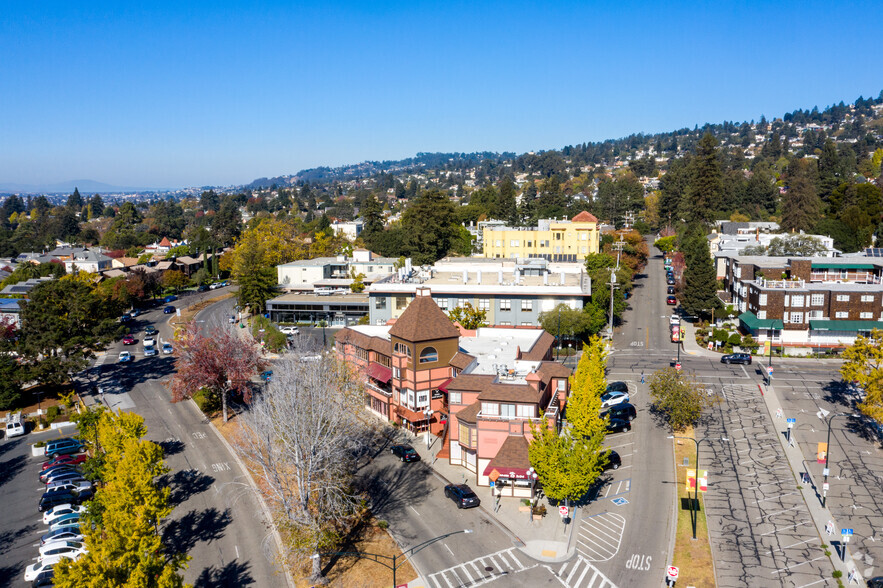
left=444, top=544, right=454, bottom=557
left=409, top=506, right=420, bottom=516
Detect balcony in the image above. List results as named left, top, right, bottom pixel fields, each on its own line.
left=366, top=381, right=392, bottom=397
left=756, top=278, right=805, bottom=289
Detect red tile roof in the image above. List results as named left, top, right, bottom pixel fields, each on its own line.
left=571, top=211, right=599, bottom=223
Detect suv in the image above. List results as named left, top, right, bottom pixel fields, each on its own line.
left=39, top=487, right=93, bottom=512
left=444, top=484, right=480, bottom=509
left=390, top=445, right=420, bottom=462
left=602, top=402, right=636, bottom=421
left=721, top=353, right=752, bottom=365
left=606, top=417, right=632, bottom=433
left=279, top=325, right=299, bottom=335
left=144, top=325, right=157, bottom=337
left=44, top=438, right=83, bottom=458
left=5, top=411, right=25, bottom=438
left=602, top=450, right=621, bottom=470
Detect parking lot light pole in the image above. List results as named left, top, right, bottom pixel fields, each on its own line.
left=821, top=412, right=855, bottom=508
left=668, top=435, right=729, bottom=539
left=321, top=528, right=472, bottom=587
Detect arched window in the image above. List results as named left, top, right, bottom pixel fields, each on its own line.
left=419, top=346, right=438, bottom=364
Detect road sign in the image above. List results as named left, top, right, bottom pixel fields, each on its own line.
left=675, top=362, right=681, bottom=371
left=698, top=470, right=708, bottom=493
left=787, top=418, right=796, bottom=428
left=489, top=480, right=494, bottom=488
left=767, top=365, right=774, bottom=374
left=817, top=443, right=828, bottom=463
left=823, top=482, right=830, bottom=491
left=667, top=566, right=679, bottom=579
left=826, top=521, right=835, bottom=535
left=686, top=469, right=695, bottom=492
left=559, top=506, right=569, bottom=517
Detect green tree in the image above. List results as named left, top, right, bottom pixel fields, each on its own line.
left=681, top=229, right=721, bottom=319
left=685, top=133, right=723, bottom=225
left=496, top=177, right=518, bottom=225
left=566, top=336, right=608, bottom=439
left=538, top=304, right=592, bottom=344
left=0, top=353, right=22, bottom=410
left=360, top=192, right=385, bottom=238
left=528, top=423, right=606, bottom=503
left=349, top=269, right=366, bottom=293
left=781, top=159, right=822, bottom=233
left=766, top=235, right=828, bottom=256
left=648, top=367, right=716, bottom=432
left=447, top=302, right=487, bottom=330
left=401, top=189, right=459, bottom=264
left=161, top=269, right=189, bottom=293
left=840, top=330, right=883, bottom=424
left=653, top=236, right=676, bottom=254
left=233, top=237, right=277, bottom=314
left=67, top=187, right=84, bottom=211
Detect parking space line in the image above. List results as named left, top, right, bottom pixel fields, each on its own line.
left=771, top=555, right=829, bottom=574
left=795, top=578, right=830, bottom=588
left=755, top=505, right=804, bottom=520
left=760, top=521, right=812, bottom=536
left=753, top=492, right=798, bottom=503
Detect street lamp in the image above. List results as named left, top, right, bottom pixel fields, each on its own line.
left=321, top=529, right=473, bottom=588
left=821, top=412, right=856, bottom=507
left=668, top=435, right=729, bottom=539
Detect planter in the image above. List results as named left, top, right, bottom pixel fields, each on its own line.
left=518, top=506, right=531, bottom=513
left=532, top=514, right=544, bottom=521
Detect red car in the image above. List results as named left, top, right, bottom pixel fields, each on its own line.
left=42, top=453, right=88, bottom=470
left=122, top=335, right=136, bottom=345
left=666, top=295, right=677, bottom=305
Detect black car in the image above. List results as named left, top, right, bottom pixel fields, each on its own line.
left=667, top=286, right=675, bottom=295
left=721, top=353, right=752, bottom=365
left=444, top=484, right=480, bottom=509
left=867, top=577, right=883, bottom=588
left=666, top=277, right=675, bottom=285
left=602, top=450, right=621, bottom=470
left=39, top=487, right=93, bottom=512
left=606, top=417, right=632, bottom=433
left=197, top=284, right=210, bottom=292
left=31, top=569, right=55, bottom=587
left=144, top=325, right=157, bottom=337
left=390, top=444, right=420, bottom=462
left=606, top=381, right=629, bottom=394
left=163, top=305, right=175, bottom=314
left=602, top=402, right=636, bottom=422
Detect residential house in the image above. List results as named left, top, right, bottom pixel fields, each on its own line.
left=64, top=249, right=113, bottom=273
left=482, top=211, right=601, bottom=262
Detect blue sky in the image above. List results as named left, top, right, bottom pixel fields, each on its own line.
left=1, top=1, right=881, bottom=189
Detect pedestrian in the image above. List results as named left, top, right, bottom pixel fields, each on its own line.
left=640, top=372, right=645, bottom=385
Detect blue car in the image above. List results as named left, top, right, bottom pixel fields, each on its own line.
left=164, top=295, right=177, bottom=303
left=163, top=305, right=175, bottom=314
left=261, top=370, right=273, bottom=383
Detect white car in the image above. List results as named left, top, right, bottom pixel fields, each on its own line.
left=144, top=345, right=158, bottom=357
left=279, top=325, right=299, bottom=335
left=118, top=351, right=133, bottom=363
left=24, top=555, right=70, bottom=581
left=162, top=342, right=173, bottom=354
left=669, top=315, right=681, bottom=326
left=39, top=540, right=87, bottom=560
left=600, top=391, right=630, bottom=409
left=43, top=504, right=86, bottom=525
left=46, top=479, right=93, bottom=494
left=143, top=337, right=156, bottom=348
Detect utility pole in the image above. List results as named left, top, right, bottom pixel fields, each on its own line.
left=608, top=234, right=626, bottom=345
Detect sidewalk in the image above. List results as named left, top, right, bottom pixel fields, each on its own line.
left=400, top=430, right=577, bottom=564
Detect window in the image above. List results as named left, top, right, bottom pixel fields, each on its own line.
left=495, top=240, right=502, bottom=247
left=521, top=322, right=532, bottom=326
left=450, top=367, right=459, bottom=377
left=419, top=347, right=438, bottom=364
left=540, top=240, right=549, bottom=248
left=757, top=311, right=767, bottom=319
left=448, top=391, right=461, bottom=405
left=759, top=294, right=767, bottom=305
left=437, top=298, right=448, bottom=310
left=510, top=240, right=520, bottom=247
left=499, top=321, right=511, bottom=325
left=811, top=294, right=824, bottom=306
left=481, top=402, right=499, bottom=416
left=837, top=294, right=850, bottom=302
left=417, top=392, right=428, bottom=407
left=393, top=367, right=401, bottom=379
left=836, top=311, right=849, bottom=318
left=580, top=232, right=588, bottom=241
left=517, top=404, right=535, bottom=418
left=500, top=299, right=511, bottom=311
left=521, top=299, right=533, bottom=311
left=860, top=312, right=873, bottom=319
left=356, top=348, right=368, bottom=361
left=554, top=246, right=561, bottom=253
left=791, top=295, right=804, bottom=308
left=499, top=404, right=516, bottom=418
left=458, top=423, right=477, bottom=448
left=862, top=295, right=874, bottom=302
left=807, top=310, right=823, bottom=319
left=394, top=342, right=411, bottom=357
left=406, top=389, right=415, bottom=408
left=557, top=379, right=566, bottom=391
left=375, top=297, right=387, bottom=309
left=555, top=232, right=562, bottom=240
left=581, top=246, right=587, bottom=253
left=395, top=297, right=408, bottom=310
left=478, top=299, right=490, bottom=311
left=458, top=298, right=468, bottom=308
left=526, top=241, right=532, bottom=247
left=789, top=312, right=803, bottom=324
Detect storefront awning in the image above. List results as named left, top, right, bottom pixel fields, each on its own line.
left=482, top=436, right=532, bottom=479
left=367, top=363, right=392, bottom=384
left=739, top=311, right=784, bottom=330
left=809, top=319, right=883, bottom=332
left=811, top=263, right=875, bottom=270
left=437, top=378, right=453, bottom=392
left=482, top=464, right=535, bottom=480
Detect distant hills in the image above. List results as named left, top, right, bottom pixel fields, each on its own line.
left=0, top=179, right=152, bottom=194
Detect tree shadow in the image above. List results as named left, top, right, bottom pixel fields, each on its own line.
left=0, top=454, right=27, bottom=489
left=162, top=507, right=232, bottom=554
left=0, top=523, right=38, bottom=556
left=844, top=413, right=882, bottom=446
left=0, top=564, right=24, bottom=588
left=193, top=559, right=254, bottom=587
left=357, top=462, right=432, bottom=526
left=161, top=469, right=216, bottom=507
left=821, top=380, right=857, bottom=409
left=158, top=438, right=186, bottom=457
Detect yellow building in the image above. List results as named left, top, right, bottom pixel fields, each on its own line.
left=482, top=211, right=601, bottom=262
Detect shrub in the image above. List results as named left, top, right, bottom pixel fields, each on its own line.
left=34, top=440, right=46, bottom=448
left=46, top=405, right=61, bottom=424
left=192, top=387, right=220, bottom=414
left=712, top=328, right=730, bottom=344
left=377, top=520, right=389, bottom=529
left=728, top=333, right=743, bottom=347
left=833, top=570, right=842, bottom=578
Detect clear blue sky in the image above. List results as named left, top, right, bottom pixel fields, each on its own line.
left=1, top=1, right=881, bottom=190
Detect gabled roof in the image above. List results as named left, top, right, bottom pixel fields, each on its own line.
left=571, top=211, right=599, bottom=223
left=388, top=295, right=460, bottom=343
left=159, top=237, right=172, bottom=247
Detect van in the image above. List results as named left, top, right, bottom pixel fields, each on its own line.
left=44, top=438, right=83, bottom=458
left=5, top=411, right=25, bottom=438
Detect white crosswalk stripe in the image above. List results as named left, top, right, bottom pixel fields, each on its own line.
left=425, top=547, right=533, bottom=588
left=554, top=556, right=617, bottom=588
left=575, top=512, right=626, bottom=562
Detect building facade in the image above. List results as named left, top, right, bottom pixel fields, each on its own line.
left=481, top=211, right=600, bottom=261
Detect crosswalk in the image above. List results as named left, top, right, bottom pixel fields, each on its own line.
left=555, top=556, right=617, bottom=588
left=424, top=547, right=534, bottom=588
left=575, top=512, right=626, bottom=562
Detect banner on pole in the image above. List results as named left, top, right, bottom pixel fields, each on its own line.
left=817, top=442, right=828, bottom=464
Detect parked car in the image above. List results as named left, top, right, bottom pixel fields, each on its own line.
left=600, top=390, right=629, bottom=408
left=118, top=351, right=133, bottom=363
left=163, top=305, right=175, bottom=314
left=444, top=484, right=480, bottom=509
left=39, top=487, right=93, bottom=512
left=164, top=295, right=177, bottom=303
left=42, top=454, right=87, bottom=470
left=144, top=325, right=157, bottom=336
left=279, top=325, right=299, bottom=335
left=606, top=417, right=632, bottom=433
left=162, top=342, right=173, bottom=354
left=30, top=569, right=56, bottom=587
left=602, top=450, right=621, bottom=470
left=49, top=514, right=83, bottom=532
left=41, top=527, right=83, bottom=546
left=46, top=480, right=92, bottom=494
left=44, top=438, right=83, bottom=458
left=667, top=286, right=675, bottom=295
left=666, top=295, right=677, bottom=305
left=605, top=381, right=629, bottom=394
left=38, top=540, right=86, bottom=560
left=130, top=309, right=141, bottom=317
left=669, top=314, right=681, bottom=325
left=666, top=277, right=675, bottom=285
left=196, top=284, right=210, bottom=292
left=120, top=313, right=132, bottom=323
left=43, top=471, right=87, bottom=486
left=43, top=504, right=86, bottom=525
left=40, top=465, right=80, bottom=483
left=122, top=334, right=136, bottom=345
left=144, top=345, right=158, bottom=357
left=209, top=282, right=224, bottom=290
left=602, top=402, right=636, bottom=422
left=390, top=444, right=420, bottom=462
left=721, top=353, right=752, bottom=365
left=24, top=555, right=70, bottom=582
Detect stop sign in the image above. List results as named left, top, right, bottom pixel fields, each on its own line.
left=559, top=506, right=569, bottom=517
left=675, top=362, right=682, bottom=371
left=667, top=566, right=679, bottom=579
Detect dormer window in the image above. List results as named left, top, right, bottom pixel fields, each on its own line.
left=394, top=342, right=412, bottom=357
left=419, top=347, right=438, bottom=363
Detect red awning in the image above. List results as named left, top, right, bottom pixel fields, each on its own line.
left=367, top=363, right=392, bottom=384
left=437, top=378, right=453, bottom=392
left=482, top=464, right=534, bottom=480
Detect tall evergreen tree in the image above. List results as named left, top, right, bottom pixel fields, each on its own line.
left=360, top=193, right=385, bottom=237
left=496, top=177, right=518, bottom=225
left=781, top=159, right=821, bottom=233
left=818, top=140, right=844, bottom=203
left=66, top=187, right=84, bottom=211
left=681, top=230, right=721, bottom=319
left=684, top=133, right=723, bottom=225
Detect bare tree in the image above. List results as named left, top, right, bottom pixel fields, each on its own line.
left=231, top=352, right=368, bottom=583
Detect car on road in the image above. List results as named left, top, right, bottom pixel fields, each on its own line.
left=39, top=487, right=93, bottom=512
left=43, top=454, right=87, bottom=470
left=605, top=417, right=632, bottom=433
left=444, top=484, right=480, bottom=509
left=278, top=325, right=299, bottom=335
left=605, top=381, right=629, bottom=394
left=118, top=351, right=133, bottom=363
left=163, top=305, right=175, bottom=314
left=667, top=286, right=675, bottom=295
left=144, top=345, right=158, bottom=357
left=721, top=353, right=752, bottom=365
left=669, top=314, right=681, bottom=325
left=120, top=313, right=132, bottom=323
left=666, top=295, right=677, bottom=305
left=122, top=334, right=136, bottom=345
left=144, top=324, right=157, bottom=336
left=41, top=527, right=83, bottom=546
left=602, top=402, right=636, bottom=422
left=130, top=309, right=141, bottom=317
left=162, top=342, right=173, bottom=354
left=43, top=504, right=87, bottom=525
left=196, top=284, right=210, bottom=292
left=666, top=276, right=675, bottom=285
left=867, top=577, right=883, bottom=588
left=390, top=444, right=420, bottom=462
left=25, top=555, right=71, bottom=582
left=45, top=438, right=83, bottom=458
left=229, top=315, right=236, bottom=324
left=164, top=295, right=177, bottom=303
left=602, top=450, right=621, bottom=470
left=143, top=336, right=156, bottom=347
left=600, top=390, right=629, bottom=408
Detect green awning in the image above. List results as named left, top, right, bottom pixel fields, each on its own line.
left=810, top=263, right=875, bottom=270
left=739, top=311, right=784, bottom=330
left=809, top=320, right=883, bottom=332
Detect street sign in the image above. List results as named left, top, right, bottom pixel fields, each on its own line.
left=686, top=469, right=696, bottom=492
left=817, top=443, right=828, bottom=464
left=826, top=521, right=835, bottom=535
left=698, top=470, right=708, bottom=493
left=667, top=566, right=679, bottom=579
left=823, top=468, right=830, bottom=477
left=559, top=506, right=569, bottom=517
left=787, top=418, right=796, bottom=428
left=823, top=482, right=830, bottom=491
left=489, top=480, right=494, bottom=488
left=767, top=365, right=774, bottom=374
left=675, top=362, right=681, bottom=371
